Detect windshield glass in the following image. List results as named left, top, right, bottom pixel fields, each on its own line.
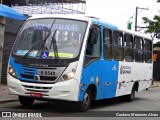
left=13, top=18, right=87, bottom=59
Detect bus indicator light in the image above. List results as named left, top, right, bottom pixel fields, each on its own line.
left=106, top=82, right=109, bottom=85
left=81, top=88, right=84, bottom=91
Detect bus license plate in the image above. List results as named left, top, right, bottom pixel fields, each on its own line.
left=30, top=92, right=43, bottom=98
left=38, top=69, right=55, bottom=76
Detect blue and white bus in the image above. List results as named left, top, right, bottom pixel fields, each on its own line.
left=7, top=15, right=153, bottom=111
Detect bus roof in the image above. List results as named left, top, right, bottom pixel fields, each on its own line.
left=28, top=14, right=118, bottom=29
left=28, top=14, right=92, bottom=22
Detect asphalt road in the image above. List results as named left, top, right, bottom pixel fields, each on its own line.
left=0, top=87, right=160, bottom=119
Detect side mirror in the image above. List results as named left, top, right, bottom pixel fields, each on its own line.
left=88, top=28, right=99, bottom=44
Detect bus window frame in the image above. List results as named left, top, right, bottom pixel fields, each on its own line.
left=124, top=33, right=134, bottom=62
left=103, top=27, right=113, bottom=60
left=134, top=36, right=144, bottom=63
left=84, top=24, right=102, bottom=67
left=113, top=30, right=124, bottom=61
left=144, top=38, right=152, bottom=63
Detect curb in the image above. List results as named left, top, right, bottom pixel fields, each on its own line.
left=151, top=85, right=160, bottom=88
left=151, top=81, right=160, bottom=88
left=0, top=98, right=18, bottom=103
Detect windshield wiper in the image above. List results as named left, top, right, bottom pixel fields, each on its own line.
left=23, top=31, right=51, bottom=58
left=50, top=29, right=59, bottom=61
left=23, top=19, right=56, bottom=58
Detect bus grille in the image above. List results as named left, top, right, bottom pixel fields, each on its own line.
left=22, top=85, right=52, bottom=93
left=20, top=74, right=57, bottom=81
left=22, top=65, right=35, bottom=75
left=20, top=65, right=57, bottom=82
left=21, top=74, right=34, bottom=79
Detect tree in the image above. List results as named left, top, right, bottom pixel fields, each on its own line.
left=142, top=0, right=160, bottom=37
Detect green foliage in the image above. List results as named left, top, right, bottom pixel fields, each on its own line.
left=142, top=0, right=160, bottom=34
left=154, top=43, right=160, bottom=48
left=142, top=15, right=160, bottom=34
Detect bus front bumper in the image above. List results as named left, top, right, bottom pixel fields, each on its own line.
left=7, top=74, right=80, bottom=101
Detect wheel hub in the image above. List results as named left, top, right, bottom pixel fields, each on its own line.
left=83, top=92, right=90, bottom=106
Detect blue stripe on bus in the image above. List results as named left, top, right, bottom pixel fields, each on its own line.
left=78, top=60, right=119, bottom=101
left=91, top=18, right=118, bottom=30
left=9, top=57, right=38, bottom=83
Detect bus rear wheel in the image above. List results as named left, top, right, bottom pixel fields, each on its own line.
left=125, top=87, right=136, bottom=102
left=19, top=96, right=34, bottom=107
left=77, top=89, right=91, bottom=112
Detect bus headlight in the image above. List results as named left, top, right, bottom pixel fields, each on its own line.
left=62, top=69, right=76, bottom=80
left=8, top=66, right=17, bottom=77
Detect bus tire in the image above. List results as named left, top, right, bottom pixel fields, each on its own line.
left=125, top=86, right=136, bottom=102
left=77, top=89, right=91, bottom=112
left=19, top=96, right=34, bottom=107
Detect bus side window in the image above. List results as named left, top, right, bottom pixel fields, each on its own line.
left=134, top=36, right=144, bottom=62
left=113, top=31, right=124, bottom=61
left=84, top=26, right=101, bottom=67
left=144, top=39, right=152, bottom=63
left=103, top=28, right=112, bottom=60
left=86, top=27, right=101, bottom=57
left=124, top=34, right=134, bottom=62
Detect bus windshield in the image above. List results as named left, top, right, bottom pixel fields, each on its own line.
left=13, top=18, right=87, bottom=59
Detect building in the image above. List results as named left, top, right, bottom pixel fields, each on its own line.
left=1, top=18, right=26, bottom=84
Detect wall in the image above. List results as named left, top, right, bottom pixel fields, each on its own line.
left=0, top=17, right=6, bottom=84
left=1, top=18, right=25, bottom=84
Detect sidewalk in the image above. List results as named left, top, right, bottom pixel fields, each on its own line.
left=151, top=80, right=160, bottom=87
left=0, top=85, right=18, bottom=103
left=0, top=81, right=160, bottom=103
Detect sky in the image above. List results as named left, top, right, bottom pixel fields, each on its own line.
left=85, top=0, right=160, bottom=32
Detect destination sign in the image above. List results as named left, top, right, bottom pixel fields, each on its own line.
left=32, top=23, right=79, bottom=32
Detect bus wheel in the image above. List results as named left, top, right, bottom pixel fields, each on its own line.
left=19, top=96, right=34, bottom=107
left=125, top=87, right=136, bottom=102
left=78, top=89, right=91, bottom=112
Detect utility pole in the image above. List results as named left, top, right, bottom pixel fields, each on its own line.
left=1, top=0, right=3, bottom=4
left=135, top=7, right=149, bottom=31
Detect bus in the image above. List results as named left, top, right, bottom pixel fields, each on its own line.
left=7, top=15, right=153, bottom=111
